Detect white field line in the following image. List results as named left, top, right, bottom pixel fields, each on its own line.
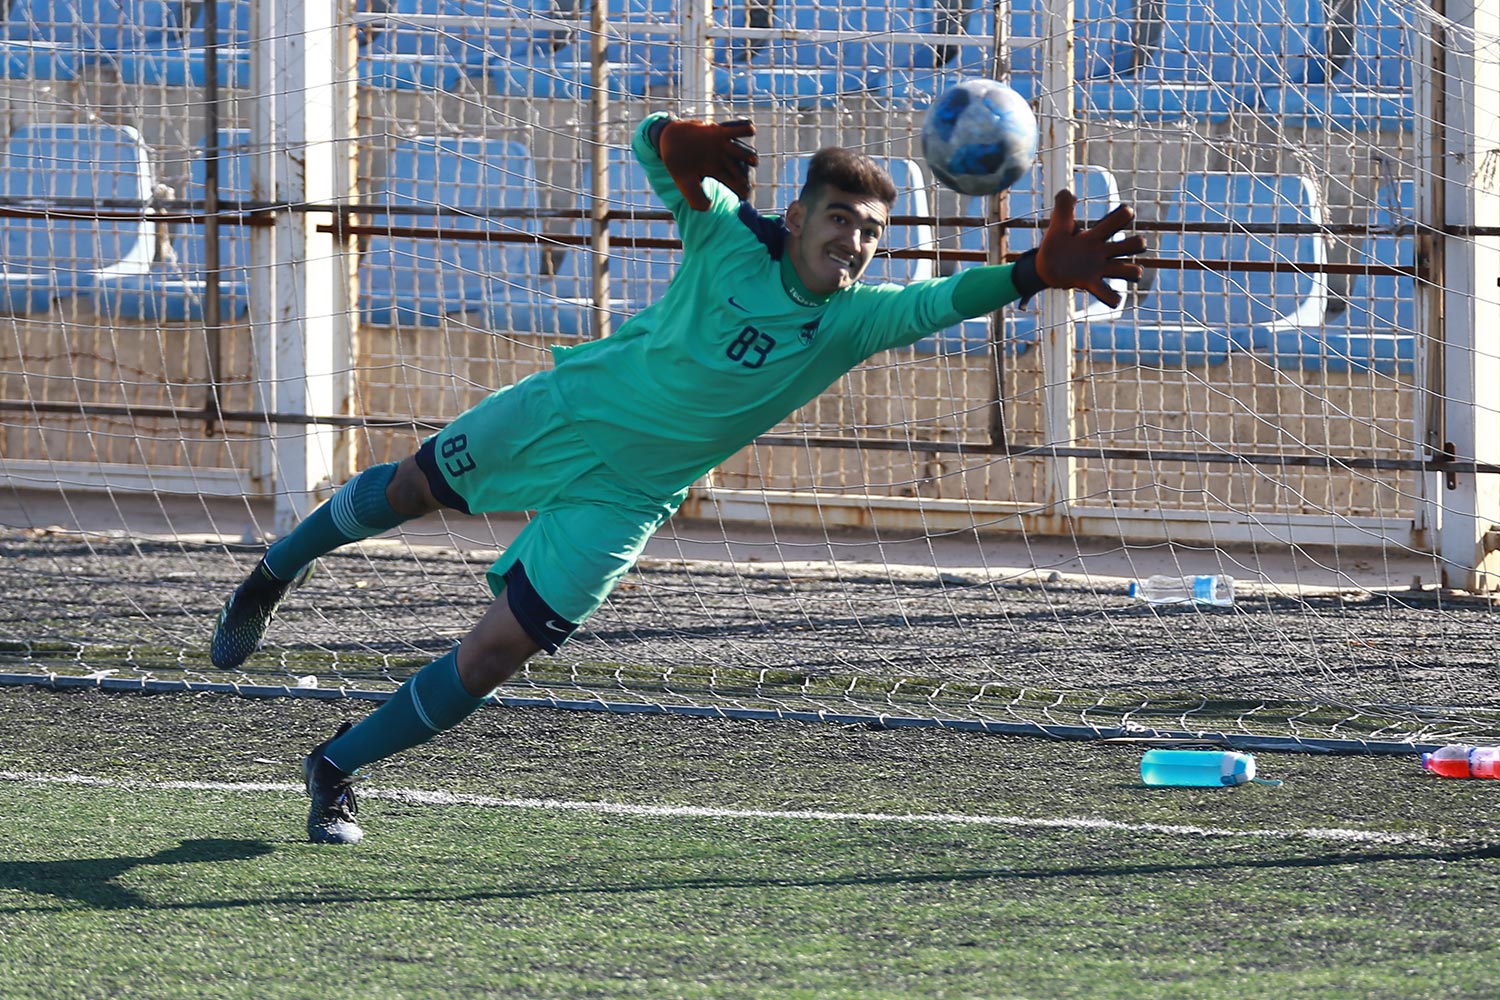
left=0, top=770, right=1433, bottom=847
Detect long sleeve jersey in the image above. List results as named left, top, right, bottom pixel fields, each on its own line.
left=546, top=112, right=1033, bottom=498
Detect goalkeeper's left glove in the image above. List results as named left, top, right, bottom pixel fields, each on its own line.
left=652, top=116, right=758, bottom=211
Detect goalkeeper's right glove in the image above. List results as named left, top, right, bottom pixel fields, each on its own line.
left=1033, top=190, right=1147, bottom=308
left=652, top=117, right=758, bottom=211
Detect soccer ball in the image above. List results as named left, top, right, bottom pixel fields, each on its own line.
left=921, top=78, right=1038, bottom=197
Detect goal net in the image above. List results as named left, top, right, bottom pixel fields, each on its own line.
left=1, top=0, right=1497, bottom=751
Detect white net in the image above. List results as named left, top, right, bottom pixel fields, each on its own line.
left=1, top=0, right=1497, bottom=750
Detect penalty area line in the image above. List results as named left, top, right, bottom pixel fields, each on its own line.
left=0, top=770, right=1431, bottom=847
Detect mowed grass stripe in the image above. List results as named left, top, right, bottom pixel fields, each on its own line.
left=0, top=770, right=1435, bottom=846
left=6, top=779, right=1500, bottom=1000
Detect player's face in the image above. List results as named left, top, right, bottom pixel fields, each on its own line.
left=785, top=187, right=890, bottom=296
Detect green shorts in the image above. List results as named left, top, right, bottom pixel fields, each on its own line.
left=415, top=372, right=683, bottom=649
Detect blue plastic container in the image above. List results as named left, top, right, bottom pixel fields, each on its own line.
left=1140, top=748, right=1257, bottom=786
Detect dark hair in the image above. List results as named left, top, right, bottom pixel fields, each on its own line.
left=797, top=147, right=898, bottom=208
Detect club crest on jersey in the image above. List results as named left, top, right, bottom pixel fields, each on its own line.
left=798, top=320, right=820, bottom=346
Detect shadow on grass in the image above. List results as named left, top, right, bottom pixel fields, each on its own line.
left=0, top=838, right=275, bottom=911
left=4, top=839, right=1498, bottom=913
left=425, top=842, right=1500, bottom=905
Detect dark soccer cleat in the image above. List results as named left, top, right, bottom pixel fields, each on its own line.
left=209, top=561, right=311, bottom=669
left=302, top=721, right=364, bottom=845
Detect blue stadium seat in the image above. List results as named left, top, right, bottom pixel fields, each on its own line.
left=0, top=123, right=156, bottom=314
left=607, top=151, right=684, bottom=301
left=510, top=146, right=663, bottom=329
left=0, top=0, right=179, bottom=81
left=887, top=0, right=1139, bottom=106
left=859, top=0, right=986, bottom=106
left=360, top=137, right=589, bottom=336
left=1083, top=0, right=1327, bottom=121
left=594, top=0, right=777, bottom=99
left=568, top=0, right=684, bottom=97
left=717, top=0, right=942, bottom=108
left=360, top=0, right=462, bottom=88
left=995, top=0, right=1138, bottom=97
left=361, top=137, right=525, bottom=326
left=115, top=0, right=252, bottom=87
left=359, top=0, right=595, bottom=95
left=1082, top=171, right=1327, bottom=366
left=543, top=149, right=686, bottom=318
left=920, top=165, right=1125, bottom=356
left=480, top=47, right=615, bottom=100
left=1025, top=0, right=1139, bottom=80
left=92, top=131, right=254, bottom=322
left=1252, top=180, right=1414, bottom=374
left=1262, top=0, right=1413, bottom=131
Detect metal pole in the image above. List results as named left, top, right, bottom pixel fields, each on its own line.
left=588, top=0, right=611, bottom=339
left=201, top=0, right=223, bottom=434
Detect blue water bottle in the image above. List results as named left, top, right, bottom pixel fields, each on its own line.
left=1140, top=748, right=1258, bottom=786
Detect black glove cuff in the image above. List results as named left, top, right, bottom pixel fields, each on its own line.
left=1011, top=248, right=1047, bottom=303
left=647, top=114, right=675, bottom=154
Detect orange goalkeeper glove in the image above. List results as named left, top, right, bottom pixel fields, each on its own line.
left=1033, top=189, right=1148, bottom=308
left=654, top=117, right=758, bottom=211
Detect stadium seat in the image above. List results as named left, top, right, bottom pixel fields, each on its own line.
left=1082, top=171, right=1327, bottom=366
left=0, top=122, right=156, bottom=314
left=361, top=136, right=522, bottom=326
left=716, top=0, right=943, bottom=108
left=886, top=0, right=1140, bottom=106
left=985, top=0, right=1138, bottom=98
left=594, top=0, right=776, bottom=99
left=0, top=0, right=179, bottom=81
left=1083, top=0, right=1327, bottom=122
left=360, top=0, right=462, bottom=89
left=513, top=147, right=660, bottom=332
left=481, top=48, right=616, bottom=101
left=1262, top=0, right=1413, bottom=131
left=359, top=0, right=597, bottom=95
left=1252, top=180, right=1414, bottom=374
left=919, top=164, right=1125, bottom=356
left=92, top=131, right=254, bottom=322
left=361, top=137, right=589, bottom=336
left=1023, top=0, right=1139, bottom=80
left=542, top=148, right=684, bottom=318
left=562, top=0, right=682, bottom=97
left=114, top=0, right=251, bottom=86
left=607, top=151, right=684, bottom=299
left=860, top=0, right=987, bottom=106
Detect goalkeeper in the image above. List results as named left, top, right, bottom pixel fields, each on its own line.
left=210, top=111, right=1147, bottom=845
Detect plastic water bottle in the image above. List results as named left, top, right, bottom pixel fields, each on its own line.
left=1140, top=748, right=1258, bottom=786
left=1420, top=745, right=1500, bottom=778
left=1129, top=574, right=1235, bottom=607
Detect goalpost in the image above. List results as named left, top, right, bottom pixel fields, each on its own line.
left=0, top=0, right=1497, bottom=752
left=1426, top=0, right=1500, bottom=593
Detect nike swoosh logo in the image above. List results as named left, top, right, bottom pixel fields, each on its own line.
left=727, top=296, right=749, bottom=311
left=545, top=619, right=571, bottom=632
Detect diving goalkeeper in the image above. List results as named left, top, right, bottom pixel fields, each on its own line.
left=209, top=111, right=1147, bottom=844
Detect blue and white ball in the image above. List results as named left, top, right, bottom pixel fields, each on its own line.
left=921, top=78, right=1037, bottom=197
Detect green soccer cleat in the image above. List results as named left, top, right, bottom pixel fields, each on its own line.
left=302, top=722, right=364, bottom=845
left=209, top=561, right=312, bottom=669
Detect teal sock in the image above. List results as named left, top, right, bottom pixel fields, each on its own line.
left=263, top=462, right=408, bottom=580
left=321, top=648, right=486, bottom=773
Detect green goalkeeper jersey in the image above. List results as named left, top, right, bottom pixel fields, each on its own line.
left=547, top=112, right=1029, bottom=498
